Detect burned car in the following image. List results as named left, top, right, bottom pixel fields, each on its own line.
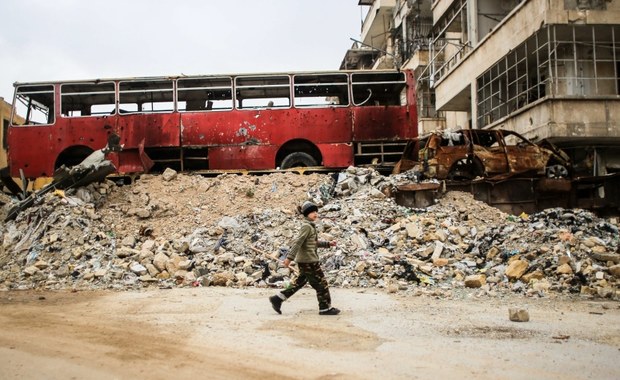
left=393, top=129, right=571, bottom=180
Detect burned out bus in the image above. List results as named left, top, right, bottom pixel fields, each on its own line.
left=7, top=70, right=417, bottom=179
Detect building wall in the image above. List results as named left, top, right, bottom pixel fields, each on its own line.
left=0, top=97, right=12, bottom=168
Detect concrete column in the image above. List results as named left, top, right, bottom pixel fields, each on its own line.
left=467, top=0, right=479, bottom=46
left=470, top=80, right=478, bottom=129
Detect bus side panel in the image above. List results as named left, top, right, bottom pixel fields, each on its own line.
left=7, top=126, right=55, bottom=177
left=352, top=107, right=416, bottom=141
left=317, top=143, right=353, bottom=167
left=293, top=108, right=352, bottom=144
left=208, top=145, right=279, bottom=170
left=116, top=113, right=180, bottom=148
left=181, top=108, right=352, bottom=168
left=182, top=109, right=352, bottom=145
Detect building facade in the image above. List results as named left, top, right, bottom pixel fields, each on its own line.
left=342, top=0, right=620, bottom=177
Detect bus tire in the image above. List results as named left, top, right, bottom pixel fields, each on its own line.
left=281, top=152, right=318, bottom=169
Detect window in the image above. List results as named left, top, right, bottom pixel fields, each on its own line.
left=293, top=73, right=349, bottom=107
left=61, top=82, right=116, bottom=117
left=119, top=79, right=174, bottom=113
left=13, top=84, right=55, bottom=125
left=351, top=72, right=406, bottom=106
left=178, top=77, right=233, bottom=112
left=235, top=75, right=290, bottom=109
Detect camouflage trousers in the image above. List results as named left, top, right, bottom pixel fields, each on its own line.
left=280, top=262, right=331, bottom=311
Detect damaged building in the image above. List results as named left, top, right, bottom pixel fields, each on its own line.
left=342, top=0, right=620, bottom=179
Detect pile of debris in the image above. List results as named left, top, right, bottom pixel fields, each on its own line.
left=0, top=167, right=618, bottom=299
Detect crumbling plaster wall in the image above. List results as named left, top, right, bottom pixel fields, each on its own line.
left=434, top=0, right=620, bottom=111
left=495, top=99, right=620, bottom=140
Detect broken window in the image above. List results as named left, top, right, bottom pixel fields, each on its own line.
left=351, top=72, right=407, bottom=106
left=118, top=79, right=174, bottom=113
left=13, top=84, right=55, bottom=125
left=293, top=73, right=349, bottom=107
left=61, top=82, right=116, bottom=117
left=235, top=75, right=290, bottom=109
left=178, top=77, right=233, bottom=112
left=476, top=24, right=620, bottom=128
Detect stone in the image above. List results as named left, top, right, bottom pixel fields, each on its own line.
left=117, top=247, right=139, bottom=259
left=121, top=236, right=137, bottom=248
left=486, top=246, right=500, bottom=260
left=23, top=266, right=39, bottom=276
left=521, top=270, right=545, bottom=283
left=591, top=253, right=620, bottom=264
left=558, top=255, right=571, bottom=265
left=130, top=263, right=148, bottom=276
left=34, top=260, right=49, bottom=270
left=94, top=269, right=107, bottom=278
left=505, top=260, right=529, bottom=280
left=609, top=264, right=620, bottom=277
left=433, top=258, right=449, bottom=267
left=431, top=242, right=444, bottom=260
left=531, top=279, right=551, bottom=292
left=162, top=168, right=178, bottom=181
left=217, top=217, right=239, bottom=230
left=509, top=308, right=530, bottom=322
left=211, top=272, right=234, bottom=286
left=153, top=253, right=169, bottom=272
left=556, top=263, right=573, bottom=275
left=464, top=274, right=486, bottom=288
left=405, top=223, right=421, bottom=239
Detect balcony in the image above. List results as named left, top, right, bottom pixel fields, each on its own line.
left=360, top=0, right=396, bottom=50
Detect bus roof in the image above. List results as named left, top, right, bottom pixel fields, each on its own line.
left=13, top=69, right=407, bottom=87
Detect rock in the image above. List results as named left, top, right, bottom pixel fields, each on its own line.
left=509, top=308, right=530, bottom=322
left=162, top=168, right=178, bottom=181
left=117, top=247, right=140, bottom=259
left=486, top=246, right=500, bottom=260
left=121, top=236, right=137, bottom=248
left=609, top=264, right=620, bottom=277
left=130, top=263, right=148, bottom=275
left=464, top=274, right=486, bottom=288
left=218, top=217, right=239, bottom=230
left=153, top=253, right=169, bottom=272
left=431, top=242, right=444, bottom=260
left=556, top=263, right=573, bottom=275
left=23, top=266, right=39, bottom=276
left=433, top=258, right=449, bottom=267
left=591, top=253, right=620, bottom=264
left=505, top=259, right=529, bottom=280
left=211, top=272, right=234, bottom=286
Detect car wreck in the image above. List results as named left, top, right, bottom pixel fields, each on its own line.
left=393, top=129, right=571, bottom=180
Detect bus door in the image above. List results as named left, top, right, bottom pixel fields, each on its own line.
left=116, top=79, right=179, bottom=173
left=350, top=71, right=416, bottom=165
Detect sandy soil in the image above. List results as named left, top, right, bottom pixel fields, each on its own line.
left=0, top=288, right=618, bottom=380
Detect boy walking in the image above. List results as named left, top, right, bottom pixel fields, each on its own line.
left=269, top=201, right=340, bottom=315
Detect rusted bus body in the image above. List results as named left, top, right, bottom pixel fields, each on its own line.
left=394, top=129, right=571, bottom=180
left=7, top=70, right=417, bottom=179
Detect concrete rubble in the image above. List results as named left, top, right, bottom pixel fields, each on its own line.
left=0, top=167, right=618, bottom=299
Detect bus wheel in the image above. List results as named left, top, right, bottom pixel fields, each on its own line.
left=281, top=152, right=318, bottom=169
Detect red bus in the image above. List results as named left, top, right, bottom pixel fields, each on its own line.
left=7, top=69, right=417, bottom=179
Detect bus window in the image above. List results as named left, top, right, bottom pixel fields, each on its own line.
left=235, top=75, right=290, bottom=109
left=351, top=71, right=407, bottom=106
left=293, top=73, right=349, bottom=108
left=13, top=84, right=55, bottom=125
left=119, top=79, right=174, bottom=113
left=61, top=82, right=116, bottom=117
left=178, top=77, right=233, bottom=112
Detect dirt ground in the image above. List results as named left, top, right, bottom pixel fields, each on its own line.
left=0, top=288, right=618, bottom=380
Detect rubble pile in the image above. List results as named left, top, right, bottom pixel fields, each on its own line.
left=0, top=167, right=618, bottom=299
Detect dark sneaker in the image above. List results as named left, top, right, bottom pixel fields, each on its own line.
left=319, top=307, right=340, bottom=315
left=269, top=295, right=282, bottom=314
